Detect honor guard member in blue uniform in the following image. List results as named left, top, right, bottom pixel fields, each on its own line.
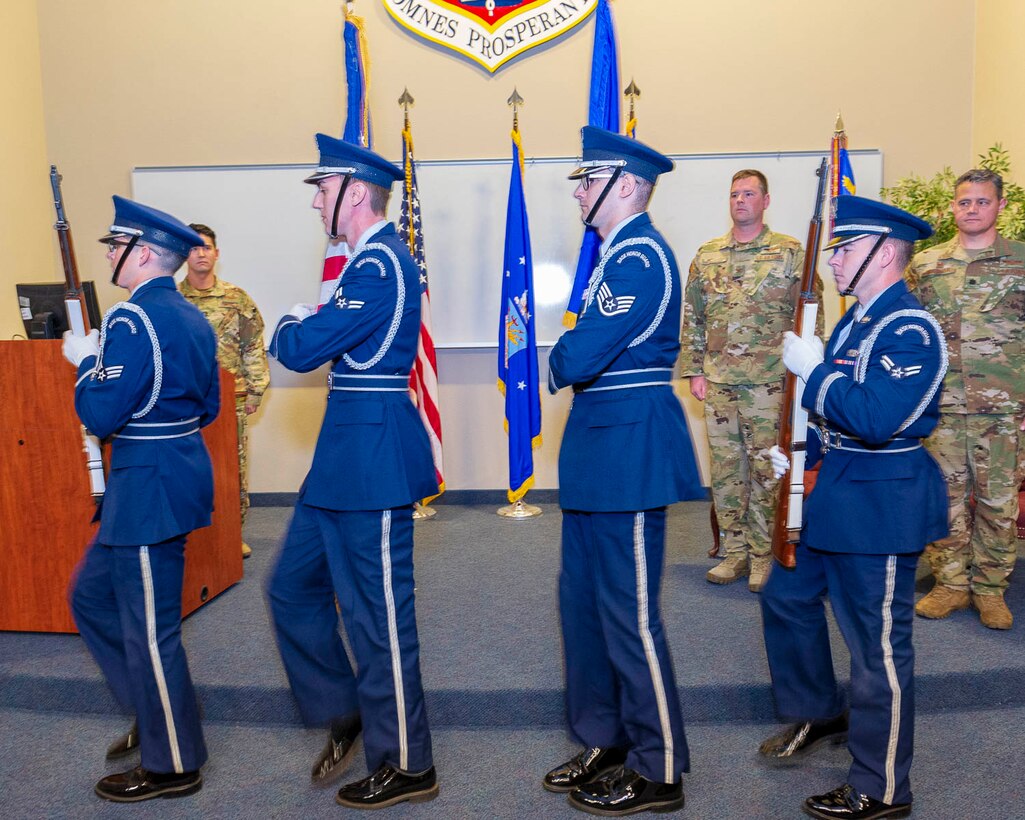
left=760, top=196, right=948, bottom=820
left=266, top=134, right=439, bottom=810
left=543, top=127, right=704, bottom=816
left=62, top=198, right=217, bottom=802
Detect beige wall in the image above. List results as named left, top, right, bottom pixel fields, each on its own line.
left=1, top=0, right=53, bottom=339
left=33, top=0, right=978, bottom=310
left=973, top=0, right=1025, bottom=172
left=11, top=0, right=990, bottom=491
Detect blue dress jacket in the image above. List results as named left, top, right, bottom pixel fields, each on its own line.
left=549, top=213, right=703, bottom=512
left=801, top=280, right=949, bottom=554
left=75, top=276, right=220, bottom=546
left=270, top=223, right=437, bottom=511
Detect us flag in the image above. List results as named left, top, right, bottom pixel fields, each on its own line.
left=401, top=126, right=445, bottom=502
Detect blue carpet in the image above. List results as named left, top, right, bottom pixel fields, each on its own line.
left=1, top=502, right=1023, bottom=817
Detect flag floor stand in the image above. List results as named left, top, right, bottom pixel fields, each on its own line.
left=413, top=502, right=437, bottom=521
left=497, top=500, right=542, bottom=519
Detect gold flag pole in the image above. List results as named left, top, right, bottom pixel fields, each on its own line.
left=624, top=79, right=640, bottom=138
left=832, top=111, right=849, bottom=316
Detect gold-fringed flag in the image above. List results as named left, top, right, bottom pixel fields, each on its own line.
left=399, top=92, right=445, bottom=504
left=498, top=92, right=542, bottom=503
left=318, top=5, right=373, bottom=307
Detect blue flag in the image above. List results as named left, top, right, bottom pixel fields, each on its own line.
left=838, top=147, right=856, bottom=195
left=342, top=13, right=372, bottom=147
left=563, top=0, right=620, bottom=327
left=498, top=132, right=542, bottom=503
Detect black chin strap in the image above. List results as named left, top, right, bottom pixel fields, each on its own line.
left=584, top=166, right=624, bottom=227
left=841, top=233, right=889, bottom=296
left=111, top=235, right=140, bottom=286
left=330, top=175, right=352, bottom=240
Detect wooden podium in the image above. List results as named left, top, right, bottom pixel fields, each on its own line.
left=0, top=341, right=244, bottom=633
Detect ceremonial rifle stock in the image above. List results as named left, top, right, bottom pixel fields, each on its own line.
left=770, top=158, right=828, bottom=568
left=50, top=165, right=105, bottom=499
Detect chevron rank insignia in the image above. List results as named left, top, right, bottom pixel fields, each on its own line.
left=881, top=355, right=922, bottom=379
left=597, top=282, right=636, bottom=317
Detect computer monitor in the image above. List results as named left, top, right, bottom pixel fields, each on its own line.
left=16, top=282, right=103, bottom=339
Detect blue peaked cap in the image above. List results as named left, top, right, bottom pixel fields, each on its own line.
left=824, top=195, right=933, bottom=249
left=304, top=133, right=403, bottom=187
left=99, top=196, right=205, bottom=257
left=569, top=126, right=674, bottom=183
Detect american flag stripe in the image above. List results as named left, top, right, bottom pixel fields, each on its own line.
left=318, top=239, right=350, bottom=308
left=401, top=127, right=445, bottom=500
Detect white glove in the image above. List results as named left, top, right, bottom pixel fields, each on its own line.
left=768, top=444, right=791, bottom=480
left=289, top=303, right=316, bottom=321
left=62, top=328, right=100, bottom=367
left=782, top=331, right=824, bottom=382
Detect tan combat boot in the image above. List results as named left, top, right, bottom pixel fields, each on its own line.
left=973, top=593, right=1013, bottom=630
left=707, top=553, right=749, bottom=585
left=748, top=555, right=772, bottom=593
left=914, top=584, right=970, bottom=619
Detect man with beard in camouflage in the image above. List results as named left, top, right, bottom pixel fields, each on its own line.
left=910, top=169, right=1025, bottom=630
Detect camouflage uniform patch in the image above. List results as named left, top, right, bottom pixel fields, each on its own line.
left=705, top=381, right=783, bottom=558
left=180, top=276, right=270, bottom=528
left=911, top=235, right=1025, bottom=592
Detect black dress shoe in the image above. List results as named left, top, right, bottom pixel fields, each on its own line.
left=335, top=764, right=438, bottom=809
left=568, top=766, right=684, bottom=816
left=311, top=717, right=363, bottom=785
left=105, top=721, right=140, bottom=760
left=94, top=766, right=202, bottom=802
left=803, top=783, right=912, bottom=819
left=543, top=746, right=629, bottom=793
left=759, top=712, right=849, bottom=764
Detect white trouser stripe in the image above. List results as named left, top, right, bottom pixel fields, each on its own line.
left=380, top=511, right=408, bottom=770
left=632, top=513, right=674, bottom=783
left=880, top=554, right=901, bottom=805
left=138, top=546, right=183, bottom=773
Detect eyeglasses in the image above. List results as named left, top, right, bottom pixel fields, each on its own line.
left=106, top=240, right=160, bottom=256
left=580, top=173, right=614, bottom=191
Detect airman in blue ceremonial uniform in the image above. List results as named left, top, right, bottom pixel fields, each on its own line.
left=63, top=198, right=217, bottom=802
left=760, top=196, right=948, bottom=820
left=266, top=134, right=439, bottom=810
left=543, top=126, right=704, bottom=816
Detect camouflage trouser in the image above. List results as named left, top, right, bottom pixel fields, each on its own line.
left=704, top=382, right=781, bottom=558
left=235, top=394, right=250, bottom=530
left=924, top=412, right=1023, bottom=593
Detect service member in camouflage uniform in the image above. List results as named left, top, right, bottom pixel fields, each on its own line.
left=682, top=170, right=813, bottom=592
left=180, top=224, right=270, bottom=558
left=909, top=169, right=1025, bottom=629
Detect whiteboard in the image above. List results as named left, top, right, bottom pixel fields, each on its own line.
left=133, top=149, right=881, bottom=348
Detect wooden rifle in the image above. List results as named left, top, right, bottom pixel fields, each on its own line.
left=50, top=165, right=105, bottom=499
left=770, top=158, right=827, bottom=568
